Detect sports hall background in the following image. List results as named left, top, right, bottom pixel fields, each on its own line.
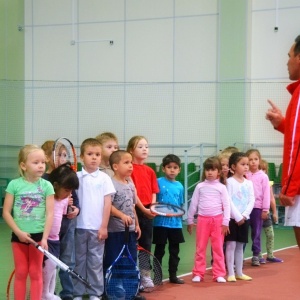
left=1, top=1, right=300, bottom=298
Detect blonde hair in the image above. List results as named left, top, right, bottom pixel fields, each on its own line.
left=41, top=140, right=55, bottom=158
left=80, top=138, right=101, bottom=156
left=95, top=132, right=118, bottom=145
left=219, top=146, right=239, bottom=158
left=218, top=151, right=231, bottom=161
left=18, top=144, right=44, bottom=177
left=126, top=135, right=148, bottom=154
left=260, top=159, right=268, bottom=172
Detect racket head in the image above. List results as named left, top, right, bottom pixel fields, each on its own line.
left=137, top=245, right=163, bottom=292
left=105, top=246, right=140, bottom=300
left=7, top=270, right=31, bottom=300
left=53, top=137, right=77, bottom=171
left=150, top=202, right=185, bottom=217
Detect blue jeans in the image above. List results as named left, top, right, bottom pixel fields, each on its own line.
left=59, top=217, right=76, bottom=299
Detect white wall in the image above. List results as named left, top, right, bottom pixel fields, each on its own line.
left=23, top=0, right=219, bottom=151
left=22, top=0, right=300, bottom=163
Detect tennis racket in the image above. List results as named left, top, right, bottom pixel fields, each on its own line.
left=150, top=202, right=185, bottom=217
left=53, top=137, right=77, bottom=213
left=105, top=226, right=140, bottom=300
left=53, top=137, right=77, bottom=171
left=6, top=270, right=31, bottom=300
left=137, top=245, right=163, bottom=292
left=28, top=238, right=91, bottom=288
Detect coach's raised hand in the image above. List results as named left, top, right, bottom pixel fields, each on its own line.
left=265, top=99, right=284, bottom=128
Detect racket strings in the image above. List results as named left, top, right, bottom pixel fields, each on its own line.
left=151, top=203, right=184, bottom=216
left=53, top=138, right=77, bottom=170
left=106, top=257, right=139, bottom=300
left=138, top=250, right=163, bottom=292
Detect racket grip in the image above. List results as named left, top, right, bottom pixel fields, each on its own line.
left=69, top=268, right=92, bottom=288
left=67, top=205, right=74, bottom=214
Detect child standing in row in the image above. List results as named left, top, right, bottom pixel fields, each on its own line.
left=187, top=157, right=230, bottom=283
left=41, top=140, right=80, bottom=300
left=104, top=150, right=142, bottom=298
left=42, top=163, right=79, bottom=300
left=246, top=149, right=270, bottom=266
left=259, top=159, right=283, bottom=263
left=127, top=136, right=159, bottom=289
left=153, top=154, right=185, bottom=284
left=225, top=152, right=255, bottom=282
left=41, top=140, right=56, bottom=175
left=73, top=138, right=116, bottom=300
left=3, top=145, right=54, bottom=300
left=96, top=132, right=119, bottom=177
left=218, top=147, right=239, bottom=179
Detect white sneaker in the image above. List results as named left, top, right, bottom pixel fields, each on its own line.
left=141, top=275, right=154, bottom=288
left=192, top=275, right=201, bottom=282
left=216, top=277, right=226, bottom=283
left=89, top=296, right=101, bottom=300
left=73, top=297, right=83, bottom=300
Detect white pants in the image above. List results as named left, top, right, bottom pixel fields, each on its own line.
left=285, top=195, right=300, bottom=227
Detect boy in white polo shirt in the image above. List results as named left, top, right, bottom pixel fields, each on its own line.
left=73, top=138, right=116, bottom=300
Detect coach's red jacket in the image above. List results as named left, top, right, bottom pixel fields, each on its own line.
left=276, top=79, right=300, bottom=197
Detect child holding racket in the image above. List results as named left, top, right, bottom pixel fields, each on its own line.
left=96, top=131, right=119, bottom=177
left=225, top=152, right=255, bottom=282
left=127, top=135, right=159, bottom=289
left=42, top=139, right=80, bottom=300
left=245, top=149, right=270, bottom=266
left=104, top=150, right=144, bottom=299
left=2, top=144, right=55, bottom=300
left=42, top=162, right=79, bottom=300
left=187, top=156, right=230, bottom=283
left=152, top=154, right=185, bottom=284
left=74, top=138, right=116, bottom=300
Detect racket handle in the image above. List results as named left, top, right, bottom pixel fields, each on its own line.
left=68, top=268, right=92, bottom=288
left=67, top=205, right=74, bottom=214
left=124, top=225, right=130, bottom=245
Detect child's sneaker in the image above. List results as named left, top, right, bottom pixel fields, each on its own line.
left=192, top=276, right=201, bottom=282
left=216, top=277, right=226, bottom=283
left=267, top=257, right=284, bottom=263
left=251, top=256, right=260, bottom=266
left=259, top=257, right=266, bottom=264
left=236, top=274, right=252, bottom=281
left=227, top=275, right=236, bottom=282
left=141, top=275, right=154, bottom=288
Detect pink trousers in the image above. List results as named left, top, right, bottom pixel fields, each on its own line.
left=192, top=214, right=226, bottom=280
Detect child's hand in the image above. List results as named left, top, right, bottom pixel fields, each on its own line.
left=68, top=194, right=73, bottom=206
left=236, top=218, right=245, bottom=226
left=67, top=206, right=79, bottom=219
left=40, top=237, right=48, bottom=250
left=121, top=214, right=133, bottom=226
left=187, top=224, right=193, bottom=235
left=221, top=225, right=230, bottom=236
left=98, top=227, right=108, bottom=241
left=16, top=231, right=31, bottom=243
left=144, top=208, right=155, bottom=219
left=135, top=225, right=141, bottom=239
left=261, top=211, right=268, bottom=220
left=272, top=213, right=278, bottom=223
